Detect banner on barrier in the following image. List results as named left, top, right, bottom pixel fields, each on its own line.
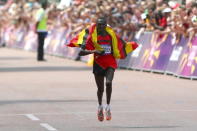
left=140, top=33, right=171, bottom=72
left=128, top=32, right=153, bottom=70
left=24, top=30, right=38, bottom=51
left=166, top=35, right=188, bottom=74
left=176, top=36, right=197, bottom=78
left=44, top=27, right=80, bottom=60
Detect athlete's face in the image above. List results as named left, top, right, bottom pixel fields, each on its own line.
left=97, top=23, right=107, bottom=32
left=96, top=19, right=107, bottom=33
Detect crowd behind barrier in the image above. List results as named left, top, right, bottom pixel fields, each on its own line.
left=0, top=0, right=197, bottom=42
left=0, top=0, right=197, bottom=79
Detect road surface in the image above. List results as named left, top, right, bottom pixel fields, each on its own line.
left=0, top=48, right=197, bottom=131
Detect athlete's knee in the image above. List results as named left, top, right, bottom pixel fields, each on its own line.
left=98, top=87, right=104, bottom=93
left=106, top=80, right=112, bottom=87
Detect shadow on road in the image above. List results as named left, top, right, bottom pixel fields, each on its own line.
left=109, top=125, right=181, bottom=129
left=0, top=99, right=96, bottom=105
left=0, top=57, right=30, bottom=60
left=0, top=66, right=92, bottom=72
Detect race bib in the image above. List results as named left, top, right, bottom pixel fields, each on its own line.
left=101, top=44, right=111, bottom=54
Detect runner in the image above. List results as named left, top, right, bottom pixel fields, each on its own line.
left=67, top=17, right=138, bottom=122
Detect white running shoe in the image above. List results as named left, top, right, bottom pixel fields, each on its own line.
left=97, top=105, right=104, bottom=122
left=105, top=105, right=111, bottom=121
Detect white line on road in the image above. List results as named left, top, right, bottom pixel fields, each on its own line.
left=40, top=123, right=57, bottom=131
left=0, top=109, right=197, bottom=117
left=25, top=114, right=40, bottom=121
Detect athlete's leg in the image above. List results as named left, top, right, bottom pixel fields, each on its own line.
left=105, top=68, right=114, bottom=105
left=104, top=68, right=114, bottom=121
left=94, top=74, right=105, bottom=121
left=94, top=74, right=104, bottom=105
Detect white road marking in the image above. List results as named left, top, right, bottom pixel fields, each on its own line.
left=40, top=123, right=57, bottom=131
left=25, top=114, right=40, bottom=121
left=0, top=109, right=197, bottom=117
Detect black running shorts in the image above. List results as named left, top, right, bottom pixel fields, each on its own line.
left=93, top=62, right=115, bottom=76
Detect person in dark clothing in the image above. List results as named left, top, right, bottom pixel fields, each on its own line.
left=35, top=3, right=48, bottom=61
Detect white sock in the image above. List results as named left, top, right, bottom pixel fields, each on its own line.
left=105, top=104, right=111, bottom=111
left=98, top=105, right=103, bottom=110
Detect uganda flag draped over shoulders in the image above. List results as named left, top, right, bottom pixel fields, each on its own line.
left=67, top=24, right=138, bottom=59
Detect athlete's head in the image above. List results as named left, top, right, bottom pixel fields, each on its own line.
left=96, top=17, right=107, bottom=32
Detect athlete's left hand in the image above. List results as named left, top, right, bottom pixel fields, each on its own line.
left=94, top=50, right=105, bottom=55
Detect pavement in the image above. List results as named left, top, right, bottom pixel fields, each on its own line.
left=0, top=48, right=197, bottom=131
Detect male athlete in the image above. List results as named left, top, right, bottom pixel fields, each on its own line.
left=79, top=18, right=116, bottom=121
left=68, top=17, right=138, bottom=122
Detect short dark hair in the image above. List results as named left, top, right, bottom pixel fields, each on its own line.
left=96, top=17, right=107, bottom=25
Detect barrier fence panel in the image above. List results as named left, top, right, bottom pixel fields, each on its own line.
left=129, top=32, right=153, bottom=71
left=43, top=27, right=80, bottom=60
left=176, top=36, right=197, bottom=79
left=14, top=28, right=27, bottom=49
left=150, top=34, right=174, bottom=72
left=128, top=43, right=143, bottom=70
left=108, top=31, right=151, bottom=69
left=24, top=30, right=38, bottom=51
left=45, top=27, right=67, bottom=56
left=139, top=33, right=170, bottom=72
left=166, top=35, right=189, bottom=75
left=4, top=27, right=13, bottom=48
left=118, top=52, right=133, bottom=69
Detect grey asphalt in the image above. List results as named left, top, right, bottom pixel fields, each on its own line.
left=0, top=48, right=197, bottom=131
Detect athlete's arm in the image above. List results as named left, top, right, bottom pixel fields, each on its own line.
left=79, top=49, right=104, bottom=56
left=78, top=49, right=94, bottom=56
